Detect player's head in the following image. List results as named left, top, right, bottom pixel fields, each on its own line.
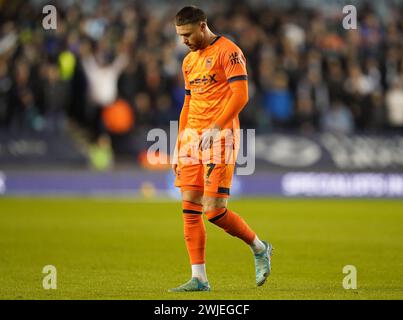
left=175, top=6, right=208, bottom=51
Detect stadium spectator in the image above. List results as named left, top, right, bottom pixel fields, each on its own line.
left=133, top=92, right=154, bottom=131
left=385, top=78, right=403, bottom=131
left=0, top=0, right=403, bottom=155
left=8, top=59, right=43, bottom=132
left=155, top=94, right=176, bottom=127
left=296, top=69, right=330, bottom=121
left=0, top=59, right=11, bottom=126
left=79, top=39, right=129, bottom=140
left=321, top=99, right=354, bottom=134
left=367, top=90, right=387, bottom=132
left=42, top=63, right=69, bottom=133
left=262, top=70, right=294, bottom=128
left=325, top=57, right=347, bottom=102
left=295, top=96, right=316, bottom=134
left=344, top=62, right=375, bottom=129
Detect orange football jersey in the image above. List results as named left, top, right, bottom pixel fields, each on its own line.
left=182, top=36, right=248, bottom=132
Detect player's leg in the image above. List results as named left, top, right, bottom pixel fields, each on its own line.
left=203, top=164, right=273, bottom=286
left=169, top=189, right=211, bottom=292
left=182, top=190, right=208, bottom=282
left=203, top=195, right=265, bottom=253
left=170, top=162, right=210, bottom=292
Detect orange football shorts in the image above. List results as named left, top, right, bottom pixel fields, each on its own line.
left=174, top=129, right=239, bottom=198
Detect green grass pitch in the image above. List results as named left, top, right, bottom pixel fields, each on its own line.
left=0, top=197, right=402, bottom=300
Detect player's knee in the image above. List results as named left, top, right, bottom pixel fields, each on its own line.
left=182, top=190, right=203, bottom=205
left=203, top=196, right=227, bottom=213
left=203, top=197, right=227, bottom=221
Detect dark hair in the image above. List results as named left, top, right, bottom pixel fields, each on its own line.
left=175, top=6, right=207, bottom=26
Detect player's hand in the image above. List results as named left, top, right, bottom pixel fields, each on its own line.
left=172, top=164, right=178, bottom=175
left=200, top=123, right=221, bottom=150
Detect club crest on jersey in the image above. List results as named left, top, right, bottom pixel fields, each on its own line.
left=206, top=57, right=213, bottom=69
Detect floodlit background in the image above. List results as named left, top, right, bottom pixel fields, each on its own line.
left=0, top=0, right=402, bottom=300
left=1, top=0, right=403, bottom=196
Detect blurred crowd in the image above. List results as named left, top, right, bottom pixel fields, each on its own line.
left=1, top=0, right=403, bottom=147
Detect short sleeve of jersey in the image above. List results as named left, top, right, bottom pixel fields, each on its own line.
left=182, top=56, right=191, bottom=92
left=220, top=42, right=247, bottom=82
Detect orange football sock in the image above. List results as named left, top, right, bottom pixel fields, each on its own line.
left=182, top=200, right=206, bottom=265
left=205, top=208, right=256, bottom=245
